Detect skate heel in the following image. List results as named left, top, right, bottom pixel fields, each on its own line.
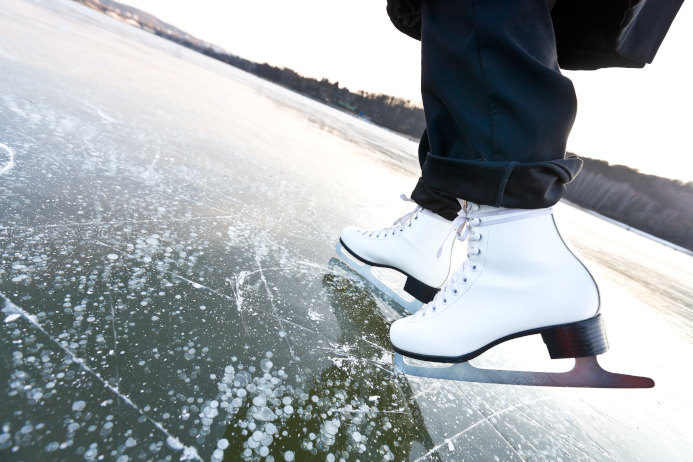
left=541, top=315, right=609, bottom=359
left=403, top=277, right=438, bottom=303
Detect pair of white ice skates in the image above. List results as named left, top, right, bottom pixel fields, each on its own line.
left=337, top=197, right=654, bottom=387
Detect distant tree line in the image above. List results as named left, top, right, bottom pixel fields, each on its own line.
left=201, top=54, right=426, bottom=138
left=75, top=0, right=427, bottom=138
left=565, top=157, right=693, bottom=250
left=74, top=0, right=693, bottom=251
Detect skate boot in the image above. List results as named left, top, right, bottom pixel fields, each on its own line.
left=339, top=196, right=457, bottom=304
left=390, top=201, right=606, bottom=363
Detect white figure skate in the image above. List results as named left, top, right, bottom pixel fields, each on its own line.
left=391, top=201, right=654, bottom=388
left=336, top=195, right=457, bottom=313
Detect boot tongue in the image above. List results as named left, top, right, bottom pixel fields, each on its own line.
left=436, top=203, right=554, bottom=258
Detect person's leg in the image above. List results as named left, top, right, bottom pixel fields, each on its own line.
left=390, top=0, right=605, bottom=362
left=412, top=0, right=581, bottom=219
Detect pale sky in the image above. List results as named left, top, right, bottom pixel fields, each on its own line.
left=118, top=0, right=691, bottom=182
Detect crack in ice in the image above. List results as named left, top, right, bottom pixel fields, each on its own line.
left=413, top=396, right=554, bottom=461
left=1, top=294, right=201, bottom=461
left=93, top=240, right=235, bottom=303
left=454, top=388, right=529, bottom=462
left=83, top=99, right=117, bottom=122
left=143, top=144, right=161, bottom=178
left=107, top=293, right=121, bottom=388
left=255, top=257, right=306, bottom=382
left=3, top=215, right=235, bottom=232
left=508, top=398, right=604, bottom=461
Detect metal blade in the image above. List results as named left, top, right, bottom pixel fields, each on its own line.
left=394, top=354, right=655, bottom=388
left=334, top=242, right=423, bottom=314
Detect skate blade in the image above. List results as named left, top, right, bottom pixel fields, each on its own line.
left=334, top=242, right=423, bottom=315
left=394, top=354, right=655, bottom=388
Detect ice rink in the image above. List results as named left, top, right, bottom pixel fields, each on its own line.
left=1, top=1, right=692, bottom=460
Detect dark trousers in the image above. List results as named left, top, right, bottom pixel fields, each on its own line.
left=411, top=0, right=582, bottom=220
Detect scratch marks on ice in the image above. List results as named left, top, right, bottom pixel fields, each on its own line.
left=0, top=142, right=16, bottom=175
left=413, top=396, right=554, bottom=462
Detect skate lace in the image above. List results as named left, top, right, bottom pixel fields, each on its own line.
left=419, top=202, right=553, bottom=318
left=363, top=194, right=422, bottom=238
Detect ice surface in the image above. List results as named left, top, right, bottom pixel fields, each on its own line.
left=0, top=142, right=15, bottom=175
left=1, top=0, right=692, bottom=461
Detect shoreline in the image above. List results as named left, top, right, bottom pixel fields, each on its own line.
left=562, top=199, right=693, bottom=256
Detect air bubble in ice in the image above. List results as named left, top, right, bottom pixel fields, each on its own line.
left=234, top=371, right=251, bottom=387
left=260, top=359, right=273, bottom=372
left=217, top=438, right=229, bottom=450
left=260, top=433, right=273, bottom=446
left=253, top=406, right=277, bottom=421
left=324, top=421, right=338, bottom=436
left=4, top=314, right=20, bottom=323
left=45, top=441, right=59, bottom=452
left=72, top=400, right=86, bottom=411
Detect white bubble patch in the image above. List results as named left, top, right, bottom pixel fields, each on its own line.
left=1, top=294, right=202, bottom=461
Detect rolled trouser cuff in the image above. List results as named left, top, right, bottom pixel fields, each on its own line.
left=412, top=152, right=583, bottom=210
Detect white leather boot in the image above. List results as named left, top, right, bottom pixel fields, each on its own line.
left=339, top=197, right=457, bottom=302
left=390, top=202, right=606, bottom=362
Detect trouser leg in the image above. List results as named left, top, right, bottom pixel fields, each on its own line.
left=411, top=0, right=581, bottom=219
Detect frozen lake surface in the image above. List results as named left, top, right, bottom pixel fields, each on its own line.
left=1, top=0, right=692, bottom=460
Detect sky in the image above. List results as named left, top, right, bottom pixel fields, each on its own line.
left=117, top=0, right=691, bottom=182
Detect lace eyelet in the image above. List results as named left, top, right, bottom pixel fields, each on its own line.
left=472, top=265, right=477, bottom=271
left=463, top=278, right=468, bottom=283
left=453, top=289, right=458, bottom=294
left=442, top=299, right=447, bottom=304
